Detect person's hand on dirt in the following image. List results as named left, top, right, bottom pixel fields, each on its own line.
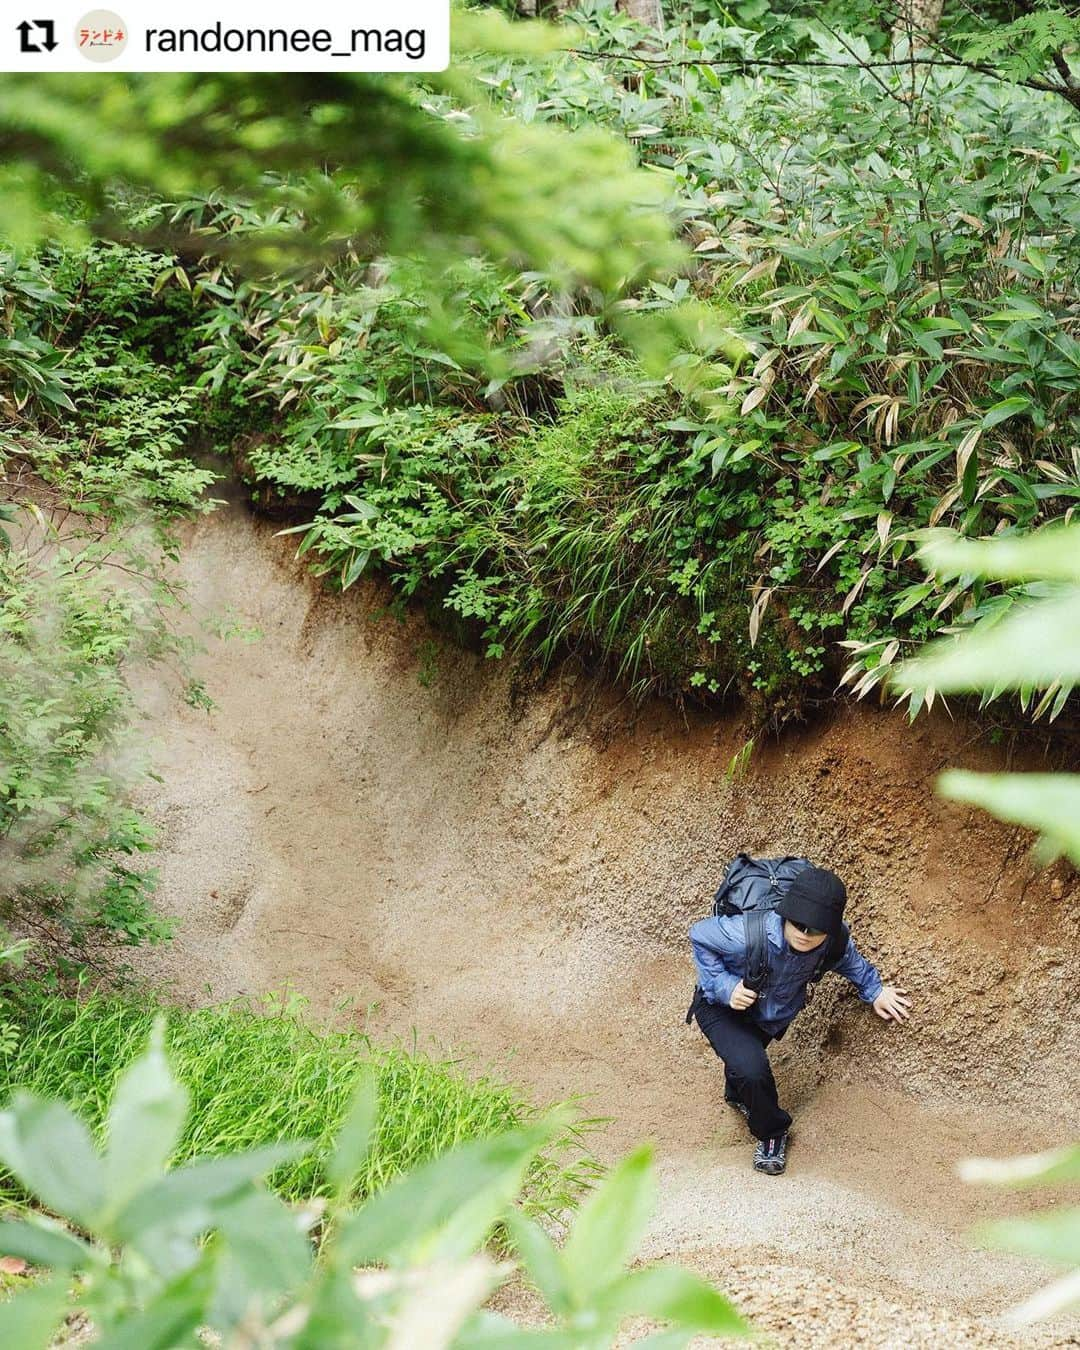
left=873, top=986, right=911, bottom=1022
left=730, top=980, right=758, bottom=1011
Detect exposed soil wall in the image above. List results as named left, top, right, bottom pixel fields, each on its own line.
left=132, top=489, right=1080, bottom=1344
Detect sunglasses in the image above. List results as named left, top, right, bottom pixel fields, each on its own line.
left=789, top=920, right=826, bottom=938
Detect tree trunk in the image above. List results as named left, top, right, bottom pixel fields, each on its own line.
left=891, top=0, right=945, bottom=51
left=616, top=0, right=664, bottom=31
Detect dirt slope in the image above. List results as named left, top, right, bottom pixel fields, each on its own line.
left=132, top=491, right=1080, bottom=1345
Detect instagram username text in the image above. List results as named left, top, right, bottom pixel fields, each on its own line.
left=144, top=22, right=427, bottom=60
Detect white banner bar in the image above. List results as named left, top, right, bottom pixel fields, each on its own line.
left=1, top=1, right=449, bottom=71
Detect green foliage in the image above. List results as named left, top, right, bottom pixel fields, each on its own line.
left=0, top=253, right=72, bottom=414
left=962, top=1141, right=1080, bottom=1326
left=0, top=539, right=173, bottom=961
left=895, top=520, right=1080, bottom=1326
left=269, top=365, right=803, bottom=706
left=0, top=985, right=593, bottom=1217
left=898, top=525, right=1080, bottom=697
left=899, top=523, right=1080, bottom=857
left=0, top=234, right=222, bottom=966
left=140, top=8, right=1080, bottom=721
left=0, top=1025, right=749, bottom=1347
left=9, top=7, right=1080, bottom=725
left=963, top=7, right=1080, bottom=86
left=0, top=15, right=684, bottom=296
left=493, top=11, right=1080, bottom=713
left=2, top=240, right=218, bottom=521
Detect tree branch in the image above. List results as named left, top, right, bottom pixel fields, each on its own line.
left=564, top=46, right=1080, bottom=112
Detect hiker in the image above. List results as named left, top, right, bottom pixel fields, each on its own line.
left=688, top=858, right=910, bottom=1176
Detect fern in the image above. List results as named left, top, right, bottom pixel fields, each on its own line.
left=964, top=8, right=1080, bottom=83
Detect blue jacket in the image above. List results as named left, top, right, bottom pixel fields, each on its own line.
left=690, top=909, right=883, bottom=1037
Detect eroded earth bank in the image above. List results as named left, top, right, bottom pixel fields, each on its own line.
left=133, top=493, right=1080, bottom=1347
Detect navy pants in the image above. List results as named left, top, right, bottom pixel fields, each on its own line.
left=694, top=996, right=792, bottom=1140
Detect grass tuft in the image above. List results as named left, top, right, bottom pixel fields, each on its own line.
left=0, top=985, right=598, bottom=1220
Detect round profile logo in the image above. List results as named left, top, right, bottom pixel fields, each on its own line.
left=76, top=10, right=128, bottom=61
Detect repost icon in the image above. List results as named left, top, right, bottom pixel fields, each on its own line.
left=17, top=18, right=58, bottom=51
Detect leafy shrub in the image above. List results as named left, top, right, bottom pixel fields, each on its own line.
left=11, top=11, right=1080, bottom=726
left=0, top=543, right=173, bottom=962
left=895, top=522, right=1080, bottom=1324
left=0, top=237, right=217, bottom=964
left=465, top=13, right=1080, bottom=714
left=0, top=985, right=595, bottom=1217
left=147, top=12, right=1080, bottom=722
left=0, top=1024, right=748, bottom=1347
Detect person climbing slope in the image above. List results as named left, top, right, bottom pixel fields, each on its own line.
left=688, top=857, right=910, bottom=1176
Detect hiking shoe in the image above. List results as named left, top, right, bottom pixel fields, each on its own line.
left=753, top=1133, right=788, bottom=1176
left=723, top=1091, right=750, bottom=1124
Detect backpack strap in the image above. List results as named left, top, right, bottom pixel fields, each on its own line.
left=742, top=909, right=771, bottom=993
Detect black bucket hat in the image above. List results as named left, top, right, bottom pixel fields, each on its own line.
left=777, top=866, right=847, bottom=937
